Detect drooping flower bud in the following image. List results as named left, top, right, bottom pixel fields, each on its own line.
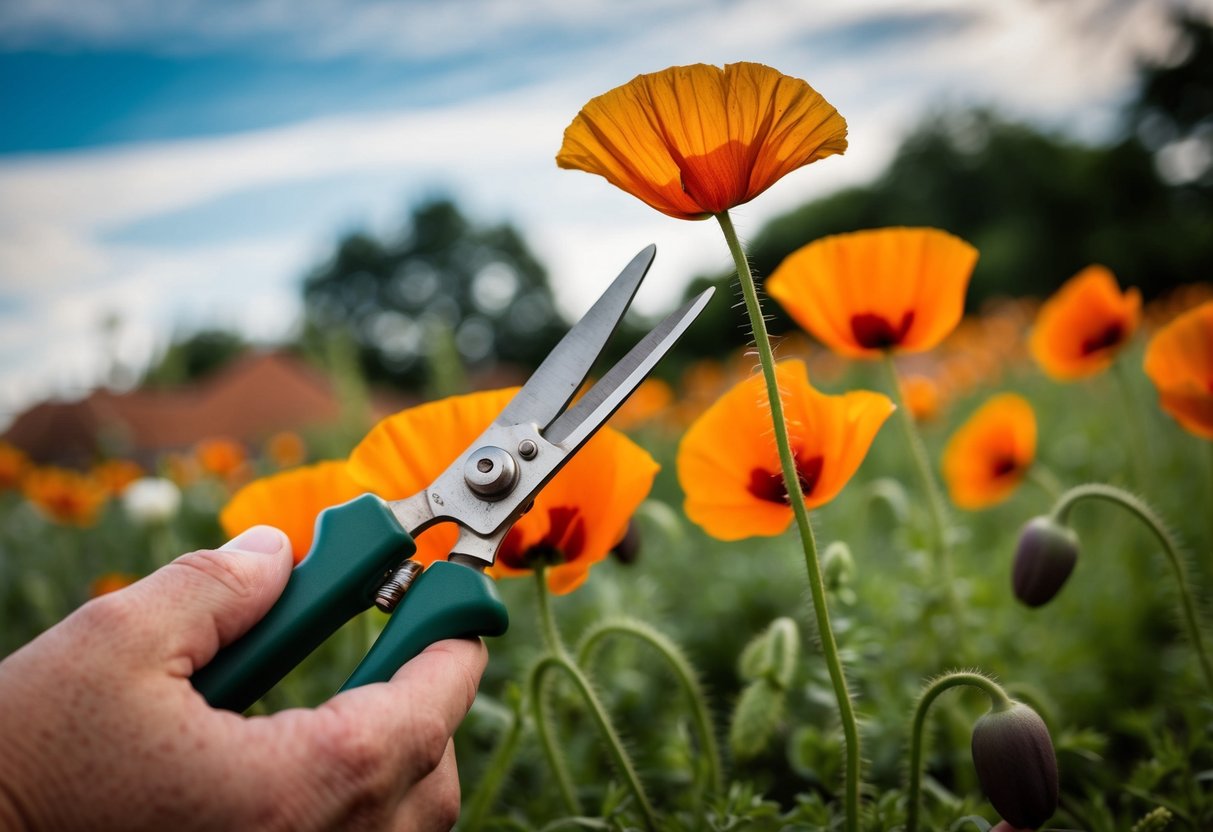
left=1012, top=516, right=1079, bottom=607
left=971, top=701, right=1058, bottom=829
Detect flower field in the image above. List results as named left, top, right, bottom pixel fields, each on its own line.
left=3, top=58, right=1213, bottom=831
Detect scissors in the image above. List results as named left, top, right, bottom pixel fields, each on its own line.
left=193, top=245, right=714, bottom=712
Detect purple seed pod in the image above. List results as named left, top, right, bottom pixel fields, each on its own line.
left=971, top=702, right=1059, bottom=829
left=1012, top=516, right=1079, bottom=607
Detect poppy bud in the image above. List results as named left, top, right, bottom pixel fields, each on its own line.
left=1012, top=516, right=1079, bottom=607
left=971, top=702, right=1058, bottom=829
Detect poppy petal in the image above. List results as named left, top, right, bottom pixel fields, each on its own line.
left=678, top=360, right=892, bottom=540
left=220, top=461, right=365, bottom=563
left=558, top=62, right=847, bottom=219
left=1144, top=300, right=1213, bottom=439
left=767, top=227, right=978, bottom=358
left=1029, top=265, right=1141, bottom=380
left=941, top=394, right=1037, bottom=509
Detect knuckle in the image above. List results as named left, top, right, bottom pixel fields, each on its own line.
left=321, top=722, right=395, bottom=805
left=409, top=711, right=450, bottom=778
left=72, top=593, right=137, bottom=638
left=170, top=550, right=259, bottom=601
left=432, top=779, right=462, bottom=830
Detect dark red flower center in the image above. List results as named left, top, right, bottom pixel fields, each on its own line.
left=1079, top=322, right=1125, bottom=356
left=498, top=506, right=587, bottom=570
left=990, top=455, right=1019, bottom=479
left=850, top=311, right=915, bottom=350
left=747, top=454, right=824, bottom=505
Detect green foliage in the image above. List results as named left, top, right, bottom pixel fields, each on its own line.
left=301, top=197, right=566, bottom=390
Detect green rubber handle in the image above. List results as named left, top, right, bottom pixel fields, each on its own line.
left=340, top=561, right=509, bottom=691
left=193, top=494, right=414, bottom=712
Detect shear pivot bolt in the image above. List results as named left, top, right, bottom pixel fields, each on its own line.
left=464, top=445, right=518, bottom=499
left=518, top=439, right=538, bottom=460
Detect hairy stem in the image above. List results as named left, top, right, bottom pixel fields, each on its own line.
left=461, top=702, right=527, bottom=830
left=881, top=357, right=967, bottom=653
left=579, top=618, right=723, bottom=797
left=531, top=570, right=657, bottom=828
left=1051, top=483, right=1213, bottom=693
left=717, top=210, right=861, bottom=832
left=906, top=671, right=1012, bottom=832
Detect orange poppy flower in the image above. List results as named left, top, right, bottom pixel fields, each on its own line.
left=942, top=394, right=1037, bottom=509
left=767, top=227, right=979, bottom=358
left=195, top=437, right=248, bottom=479
left=265, top=431, right=307, bottom=469
left=1143, top=300, right=1213, bottom=439
left=557, top=62, right=847, bottom=220
left=348, top=388, right=658, bottom=594
left=23, top=467, right=109, bottom=527
left=0, top=442, right=30, bottom=490
left=220, top=461, right=364, bottom=564
left=610, top=377, right=674, bottom=431
left=1029, top=265, right=1141, bottom=380
left=677, top=360, right=893, bottom=540
left=90, top=572, right=137, bottom=597
left=901, top=375, right=942, bottom=422
left=91, top=459, right=144, bottom=496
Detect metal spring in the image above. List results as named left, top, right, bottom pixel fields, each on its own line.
left=374, top=560, right=423, bottom=612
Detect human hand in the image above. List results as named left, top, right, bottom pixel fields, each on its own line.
left=0, top=526, right=487, bottom=831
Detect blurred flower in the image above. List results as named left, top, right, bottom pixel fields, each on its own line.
left=23, top=467, right=109, bottom=527
left=767, top=227, right=979, bottom=358
left=90, top=573, right=137, bottom=597
left=91, top=459, right=144, bottom=496
left=971, top=701, right=1058, bottom=829
left=1011, top=516, right=1079, bottom=607
left=901, top=374, right=942, bottom=422
left=1029, top=265, right=1141, bottom=380
left=1143, top=300, right=1213, bottom=439
left=942, top=394, right=1036, bottom=509
left=0, top=442, right=30, bottom=491
left=677, top=359, right=893, bottom=540
left=163, top=452, right=200, bottom=487
left=265, top=430, right=307, bottom=469
left=194, top=437, right=248, bottom=480
left=122, top=477, right=183, bottom=526
left=348, top=388, right=657, bottom=593
left=610, top=377, right=674, bottom=431
left=220, top=461, right=364, bottom=564
left=557, top=62, right=847, bottom=219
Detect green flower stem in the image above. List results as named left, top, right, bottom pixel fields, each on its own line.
left=906, top=671, right=1012, bottom=832
left=461, top=704, right=526, bottom=831
left=578, top=618, right=723, bottom=797
left=531, top=570, right=657, bottom=829
left=1112, top=359, right=1152, bottom=488
left=717, top=210, right=860, bottom=832
left=881, top=357, right=967, bottom=651
left=1050, top=483, right=1213, bottom=693
left=529, top=656, right=581, bottom=816
left=1027, top=465, right=1064, bottom=503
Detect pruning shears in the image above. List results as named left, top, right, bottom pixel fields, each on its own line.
left=193, top=246, right=713, bottom=712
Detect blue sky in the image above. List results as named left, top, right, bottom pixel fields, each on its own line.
left=0, top=0, right=1201, bottom=424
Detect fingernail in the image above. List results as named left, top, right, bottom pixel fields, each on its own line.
left=221, top=525, right=288, bottom=555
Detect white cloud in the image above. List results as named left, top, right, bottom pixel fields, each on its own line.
left=0, top=0, right=1204, bottom=425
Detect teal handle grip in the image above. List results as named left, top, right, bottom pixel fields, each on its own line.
left=193, top=494, right=414, bottom=712
left=340, top=561, right=509, bottom=691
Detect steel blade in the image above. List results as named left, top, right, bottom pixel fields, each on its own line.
left=544, top=287, right=715, bottom=449
left=495, top=245, right=655, bottom=430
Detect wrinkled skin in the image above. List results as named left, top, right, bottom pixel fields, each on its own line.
left=0, top=526, right=486, bottom=831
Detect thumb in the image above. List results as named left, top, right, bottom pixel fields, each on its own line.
left=123, top=526, right=294, bottom=673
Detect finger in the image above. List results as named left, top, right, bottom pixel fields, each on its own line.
left=116, top=526, right=294, bottom=673
left=314, top=638, right=487, bottom=788
left=391, top=740, right=461, bottom=832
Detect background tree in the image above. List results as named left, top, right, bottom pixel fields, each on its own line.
left=301, top=198, right=566, bottom=391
